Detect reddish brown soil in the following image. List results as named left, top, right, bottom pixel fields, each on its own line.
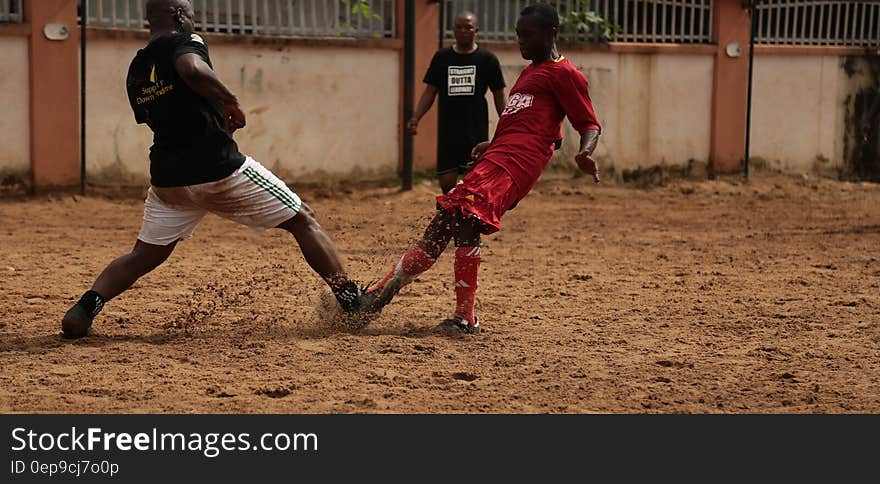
left=1, top=172, right=879, bottom=413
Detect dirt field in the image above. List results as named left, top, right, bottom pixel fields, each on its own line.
left=1, top=171, right=879, bottom=414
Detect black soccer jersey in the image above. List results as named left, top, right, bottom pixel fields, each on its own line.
left=423, top=46, right=506, bottom=147
left=127, top=32, right=244, bottom=187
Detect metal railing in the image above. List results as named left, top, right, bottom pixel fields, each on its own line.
left=755, top=0, right=880, bottom=47
left=82, top=0, right=395, bottom=38
left=443, top=0, right=714, bottom=44
left=0, top=0, right=23, bottom=23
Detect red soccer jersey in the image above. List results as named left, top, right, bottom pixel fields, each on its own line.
left=482, top=56, right=601, bottom=198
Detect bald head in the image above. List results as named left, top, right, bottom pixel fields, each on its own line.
left=455, top=11, right=477, bottom=25
left=146, top=0, right=195, bottom=35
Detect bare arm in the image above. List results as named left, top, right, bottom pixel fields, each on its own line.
left=174, top=53, right=245, bottom=133
left=406, top=84, right=439, bottom=135
left=491, top=88, right=506, bottom=117
left=575, top=129, right=601, bottom=183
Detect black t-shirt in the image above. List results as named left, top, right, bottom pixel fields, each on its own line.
left=424, top=46, right=506, bottom=146
left=127, top=32, right=244, bottom=187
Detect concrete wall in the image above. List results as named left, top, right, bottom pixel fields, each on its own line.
left=0, top=36, right=30, bottom=178
left=487, top=47, right=714, bottom=175
left=750, top=55, right=876, bottom=176
left=86, top=38, right=400, bottom=185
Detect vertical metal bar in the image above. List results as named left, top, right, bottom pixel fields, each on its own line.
left=808, top=1, right=816, bottom=46
left=238, top=0, right=245, bottom=33
left=672, top=0, right=678, bottom=43
left=799, top=1, right=808, bottom=46
left=831, top=1, right=839, bottom=45
left=123, top=0, right=130, bottom=27
left=298, top=0, right=305, bottom=35
left=390, top=0, right=396, bottom=37
left=697, top=0, right=705, bottom=44
left=859, top=2, right=867, bottom=47
left=109, top=0, right=116, bottom=28
left=622, top=0, right=628, bottom=42
left=688, top=0, right=695, bottom=45
left=224, top=0, right=231, bottom=33
left=80, top=0, right=87, bottom=195
left=650, top=0, right=656, bottom=43
left=483, top=0, right=489, bottom=40
left=660, top=0, right=666, bottom=43
left=252, top=0, right=259, bottom=34
left=772, top=0, right=779, bottom=43
left=211, top=0, right=218, bottom=32
left=503, top=0, right=509, bottom=41
left=285, top=0, right=293, bottom=34
left=869, top=2, right=875, bottom=47
left=136, top=0, right=143, bottom=28
left=703, top=1, right=715, bottom=44
left=844, top=1, right=852, bottom=46
left=262, top=0, right=270, bottom=34
left=403, top=0, right=415, bottom=191
left=1, top=0, right=9, bottom=23
left=603, top=0, right=609, bottom=41
left=678, top=0, right=686, bottom=43
left=782, top=0, right=790, bottom=45
left=745, top=1, right=756, bottom=179
left=491, top=0, right=497, bottom=40
left=632, top=2, right=644, bottom=42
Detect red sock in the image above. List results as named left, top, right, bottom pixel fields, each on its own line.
left=454, top=246, right=481, bottom=323
left=370, top=246, right=436, bottom=292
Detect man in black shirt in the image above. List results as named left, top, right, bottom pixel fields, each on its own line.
left=61, top=0, right=367, bottom=338
left=407, top=11, right=507, bottom=194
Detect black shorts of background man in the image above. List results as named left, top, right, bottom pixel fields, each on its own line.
left=406, top=11, right=507, bottom=194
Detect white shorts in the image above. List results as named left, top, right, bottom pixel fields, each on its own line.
left=138, top=157, right=302, bottom=246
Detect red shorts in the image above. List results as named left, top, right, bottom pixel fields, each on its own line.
left=435, top=160, right=520, bottom=234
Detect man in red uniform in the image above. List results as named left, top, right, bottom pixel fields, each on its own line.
left=361, top=3, right=601, bottom=334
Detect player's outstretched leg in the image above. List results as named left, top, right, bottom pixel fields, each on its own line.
left=360, top=209, right=457, bottom=313
left=276, top=203, right=363, bottom=313
left=61, top=240, right=177, bottom=339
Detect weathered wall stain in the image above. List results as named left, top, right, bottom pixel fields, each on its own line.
left=843, top=52, right=880, bottom=182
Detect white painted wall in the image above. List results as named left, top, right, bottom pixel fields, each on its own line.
left=750, top=55, right=873, bottom=174
left=0, top=36, right=30, bottom=177
left=489, top=48, right=714, bottom=174
left=86, top=38, right=400, bottom=185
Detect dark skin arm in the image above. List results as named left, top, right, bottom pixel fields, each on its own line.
left=491, top=88, right=506, bottom=116
left=406, top=84, right=439, bottom=135
left=575, top=129, right=601, bottom=183
left=174, top=53, right=245, bottom=133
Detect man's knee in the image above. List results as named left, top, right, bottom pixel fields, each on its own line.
left=299, top=202, right=317, bottom=219
left=282, top=204, right=324, bottom=236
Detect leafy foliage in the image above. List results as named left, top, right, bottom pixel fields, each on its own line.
left=559, top=1, right=621, bottom=43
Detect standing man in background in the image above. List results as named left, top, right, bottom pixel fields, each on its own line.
left=407, top=11, right=507, bottom=194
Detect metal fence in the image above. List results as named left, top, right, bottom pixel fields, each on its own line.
left=82, top=0, right=395, bottom=38
left=0, top=0, right=23, bottom=23
left=443, top=0, right=714, bottom=44
left=755, top=0, right=880, bottom=47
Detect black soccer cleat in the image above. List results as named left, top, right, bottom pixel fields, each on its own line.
left=435, top=315, right=480, bottom=335
left=333, top=280, right=364, bottom=313
left=61, top=304, right=95, bottom=339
